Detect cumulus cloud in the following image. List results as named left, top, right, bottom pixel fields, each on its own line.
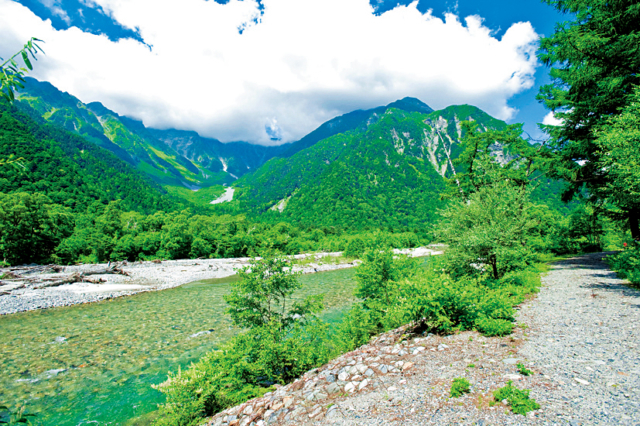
left=0, top=0, right=539, bottom=144
left=542, top=111, right=563, bottom=126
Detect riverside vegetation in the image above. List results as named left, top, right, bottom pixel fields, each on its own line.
left=2, top=0, right=640, bottom=424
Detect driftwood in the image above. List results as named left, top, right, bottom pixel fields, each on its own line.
left=31, top=264, right=129, bottom=289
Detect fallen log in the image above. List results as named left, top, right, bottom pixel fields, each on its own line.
left=32, top=264, right=129, bottom=289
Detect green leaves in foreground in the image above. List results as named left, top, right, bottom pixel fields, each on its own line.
left=0, top=37, right=44, bottom=102
left=492, top=381, right=540, bottom=415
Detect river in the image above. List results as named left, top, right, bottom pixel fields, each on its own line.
left=0, top=267, right=359, bottom=426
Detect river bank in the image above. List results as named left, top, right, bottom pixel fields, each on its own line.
left=202, top=252, right=640, bottom=426
left=0, top=246, right=441, bottom=315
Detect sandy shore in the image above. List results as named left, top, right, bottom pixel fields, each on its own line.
left=0, top=247, right=442, bottom=316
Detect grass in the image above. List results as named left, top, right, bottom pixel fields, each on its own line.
left=491, top=381, right=539, bottom=415
left=450, top=378, right=471, bottom=398
left=164, top=185, right=227, bottom=206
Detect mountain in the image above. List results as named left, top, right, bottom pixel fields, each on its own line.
left=216, top=103, right=506, bottom=229
left=14, top=78, right=286, bottom=188
left=148, top=128, right=288, bottom=182
left=278, top=97, right=434, bottom=158
left=0, top=101, right=187, bottom=214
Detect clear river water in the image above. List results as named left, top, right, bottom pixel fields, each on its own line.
left=0, top=267, right=359, bottom=426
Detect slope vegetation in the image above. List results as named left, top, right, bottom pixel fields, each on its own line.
left=222, top=104, right=505, bottom=229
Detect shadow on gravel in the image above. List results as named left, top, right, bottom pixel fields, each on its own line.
left=553, top=252, right=640, bottom=297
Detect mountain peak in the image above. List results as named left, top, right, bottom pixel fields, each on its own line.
left=386, top=97, right=433, bottom=114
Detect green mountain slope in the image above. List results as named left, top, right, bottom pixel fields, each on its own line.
left=219, top=104, right=505, bottom=229
left=278, top=97, right=434, bottom=159
left=0, top=101, right=186, bottom=214
left=14, top=78, right=286, bottom=189
left=214, top=101, right=572, bottom=231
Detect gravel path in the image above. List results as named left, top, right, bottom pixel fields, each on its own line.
left=518, top=252, right=640, bottom=425
left=205, top=252, right=640, bottom=426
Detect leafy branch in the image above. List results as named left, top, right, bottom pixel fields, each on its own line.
left=0, top=37, right=44, bottom=102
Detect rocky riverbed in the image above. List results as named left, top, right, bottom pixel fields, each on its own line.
left=202, top=252, right=640, bottom=426
left=0, top=246, right=441, bottom=315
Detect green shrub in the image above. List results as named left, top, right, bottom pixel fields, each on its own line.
left=334, top=304, right=377, bottom=352
left=606, top=246, right=640, bottom=284
left=475, top=316, right=513, bottom=336
left=344, top=237, right=366, bottom=258
left=492, top=381, right=540, bottom=415
left=450, top=378, right=471, bottom=398
left=153, top=256, right=334, bottom=426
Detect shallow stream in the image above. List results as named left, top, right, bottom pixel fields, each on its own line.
left=0, top=268, right=358, bottom=426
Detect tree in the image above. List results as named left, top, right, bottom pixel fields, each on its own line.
left=0, top=192, right=74, bottom=265
left=446, top=121, right=545, bottom=200
left=594, top=86, right=640, bottom=236
left=438, top=182, right=540, bottom=280
left=224, top=256, right=323, bottom=331
left=537, top=0, right=640, bottom=237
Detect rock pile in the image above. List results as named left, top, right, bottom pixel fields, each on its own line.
left=204, top=323, right=540, bottom=426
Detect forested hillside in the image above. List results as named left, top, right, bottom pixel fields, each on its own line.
left=219, top=103, right=570, bottom=229
left=14, top=78, right=286, bottom=188
left=0, top=101, right=183, bottom=214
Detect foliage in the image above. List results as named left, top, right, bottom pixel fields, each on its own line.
left=154, top=257, right=332, bottom=426
left=224, top=256, right=323, bottom=330
left=517, top=363, right=533, bottom=377
left=605, top=244, right=640, bottom=284
left=448, top=121, right=545, bottom=200
left=0, top=38, right=43, bottom=102
left=593, top=86, right=640, bottom=234
left=438, top=182, right=541, bottom=280
left=538, top=0, right=640, bottom=237
left=344, top=237, right=366, bottom=258
left=492, top=381, right=540, bottom=415
left=450, top=378, right=471, bottom=398
left=544, top=204, right=605, bottom=254
left=0, top=192, right=73, bottom=265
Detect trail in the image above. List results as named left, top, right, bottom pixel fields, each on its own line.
left=518, top=252, right=640, bottom=425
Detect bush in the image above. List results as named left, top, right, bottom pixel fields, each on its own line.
left=492, top=381, right=540, bottom=415
left=154, top=256, right=333, bottom=426
left=344, top=237, right=365, bottom=258
left=606, top=245, right=640, bottom=284
left=450, top=378, right=471, bottom=398
left=475, top=316, right=513, bottom=336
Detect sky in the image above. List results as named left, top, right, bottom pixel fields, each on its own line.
left=0, top=0, right=567, bottom=144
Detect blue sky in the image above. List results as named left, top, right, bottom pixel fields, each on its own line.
left=2, top=0, right=566, bottom=143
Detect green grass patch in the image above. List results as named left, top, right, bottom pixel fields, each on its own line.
left=491, top=381, right=539, bottom=415
left=450, top=378, right=471, bottom=398
left=164, top=185, right=227, bottom=206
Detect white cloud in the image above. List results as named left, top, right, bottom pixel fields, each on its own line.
left=0, top=0, right=539, bottom=144
left=38, top=0, right=71, bottom=24
left=542, top=111, right=563, bottom=126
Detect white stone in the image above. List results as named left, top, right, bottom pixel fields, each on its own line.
left=358, top=379, right=369, bottom=390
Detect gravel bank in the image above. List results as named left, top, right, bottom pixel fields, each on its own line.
left=0, top=247, right=441, bottom=316
left=204, top=252, right=640, bottom=426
